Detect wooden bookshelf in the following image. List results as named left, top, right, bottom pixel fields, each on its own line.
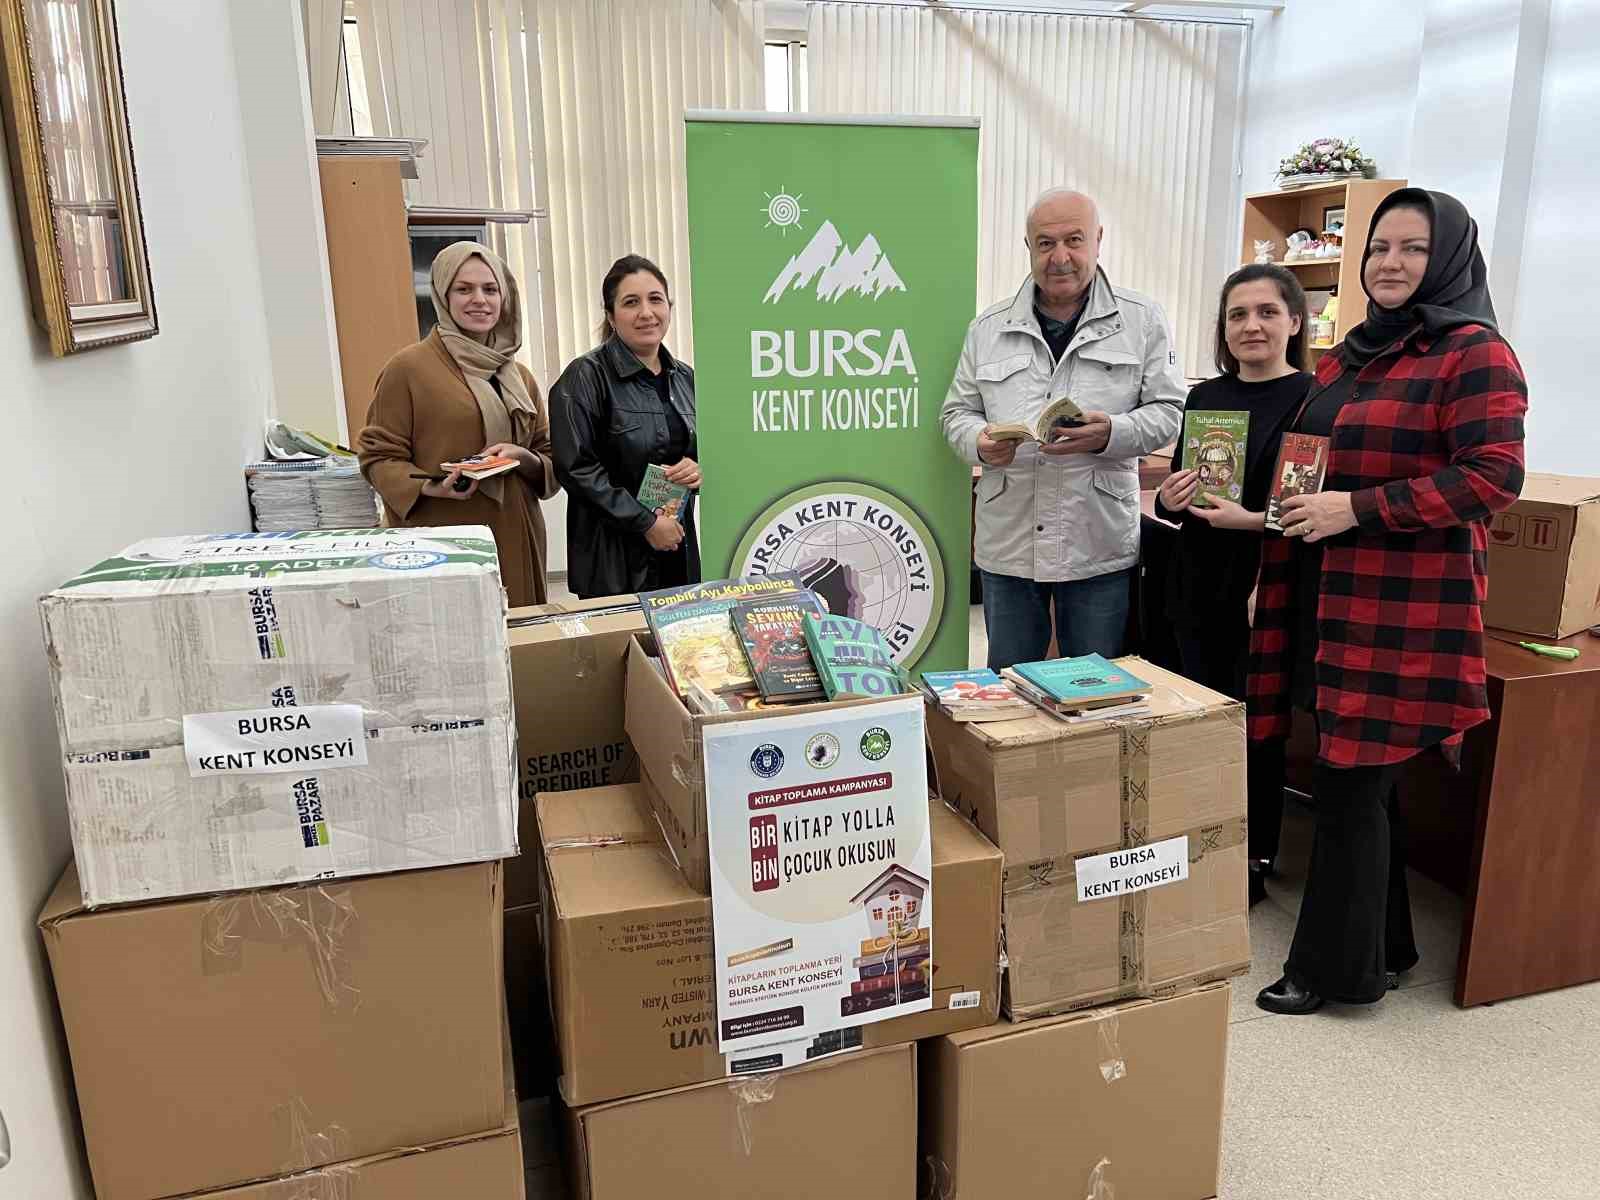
left=1240, top=177, right=1407, bottom=356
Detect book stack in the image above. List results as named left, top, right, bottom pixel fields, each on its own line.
left=920, top=669, right=1034, bottom=723
left=842, top=924, right=932, bottom=1018
left=1002, top=654, right=1153, bottom=723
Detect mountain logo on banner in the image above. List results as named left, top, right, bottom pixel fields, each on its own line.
left=763, top=220, right=907, bottom=304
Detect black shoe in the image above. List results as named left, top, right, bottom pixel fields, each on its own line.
left=1248, top=863, right=1269, bottom=907
left=1256, top=975, right=1325, bottom=1015
left=1386, top=971, right=1400, bottom=991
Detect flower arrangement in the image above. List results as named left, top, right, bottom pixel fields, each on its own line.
left=1275, top=137, right=1375, bottom=185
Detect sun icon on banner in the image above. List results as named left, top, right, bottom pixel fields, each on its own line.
left=761, top=188, right=808, bottom=235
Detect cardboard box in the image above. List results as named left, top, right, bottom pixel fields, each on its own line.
left=40, top=861, right=509, bottom=1200
left=41, top=528, right=517, bottom=906
left=506, top=596, right=647, bottom=908
left=921, top=982, right=1230, bottom=1200
left=183, top=1119, right=524, bottom=1200
left=927, top=658, right=1247, bottom=1017
left=1485, top=473, right=1600, bottom=638
left=539, top=782, right=1002, bottom=1107
left=568, top=1044, right=915, bottom=1200
left=623, top=634, right=892, bottom=892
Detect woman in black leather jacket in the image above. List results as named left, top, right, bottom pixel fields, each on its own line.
left=550, top=255, right=701, bottom=597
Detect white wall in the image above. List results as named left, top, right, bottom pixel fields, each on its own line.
left=0, top=2, right=289, bottom=1194
left=1240, top=0, right=1592, bottom=476
left=1510, top=0, right=1600, bottom=475
left=1239, top=2, right=1424, bottom=194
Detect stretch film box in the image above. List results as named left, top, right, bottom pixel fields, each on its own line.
left=927, top=658, right=1248, bottom=1018
left=38, top=860, right=509, bottom=1200
left=40, top=528, right=518, bottom=906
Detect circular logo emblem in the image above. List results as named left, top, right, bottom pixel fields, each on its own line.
left=860, top=727, right=892, bottom=762
left=368, top=551, right=447, bottom=571
left=750, top=744, right=785, bottom=779
left=804, top=732, right=841, bottom=770
left=731, top=482, right=945, bottom=668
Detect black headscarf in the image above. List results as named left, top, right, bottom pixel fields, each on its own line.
left=1342, top=188, right=1498, bottom=368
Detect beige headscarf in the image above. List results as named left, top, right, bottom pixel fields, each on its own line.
left=430, top=241, right=538, bottom=504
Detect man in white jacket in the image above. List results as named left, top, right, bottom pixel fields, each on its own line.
left=943, top=188, right=1185, bottom=669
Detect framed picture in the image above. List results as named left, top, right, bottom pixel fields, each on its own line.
left=1322, top=205, right=1346, bottom=236
left=0, top=0, right=157, bottom=355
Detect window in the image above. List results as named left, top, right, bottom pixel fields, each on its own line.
left=342, top=19, right=375, bottom=137
left=763, top=40, right=807, bottom=113
left=872, top=907, right=883, bottom=920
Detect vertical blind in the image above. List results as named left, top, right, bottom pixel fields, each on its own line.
left=806, top=3, right=1243, bottom=379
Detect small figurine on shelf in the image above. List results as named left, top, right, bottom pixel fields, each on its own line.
left=1284, top=230, right=1315, bottom=262
left=1253, top=239, right=1276, bottom=265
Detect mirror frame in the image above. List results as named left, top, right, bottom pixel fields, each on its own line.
left=0, top=0, right=157, bottom=355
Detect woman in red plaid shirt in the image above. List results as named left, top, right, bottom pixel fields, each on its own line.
left=1250, top=189, right=1528, bottom=1015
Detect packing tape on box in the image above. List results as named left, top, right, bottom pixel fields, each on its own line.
left=726, top=1072, right=779, bottom=1156
left=921, top=1155, right=955, bottom=1200
left=1095, top=1010, right=1126, bottom=1083
left=277, top=1095, right=353, bottom=1177
left=201, top=884, right=359, bottom=1009
left=1086, top=1156, right=1115, bottom=1200
left=556, top=617, right=601, bottom=679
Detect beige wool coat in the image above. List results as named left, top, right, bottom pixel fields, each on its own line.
left=359, top=328, right=560, bottom=606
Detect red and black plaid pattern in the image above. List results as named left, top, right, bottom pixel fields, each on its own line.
left=1248, top=324, right=1528, bottom=768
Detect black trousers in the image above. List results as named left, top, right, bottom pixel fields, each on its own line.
left=1285, top=760, right=1420, bottom=1003
left=1175, top=623, right=1284, bottom=864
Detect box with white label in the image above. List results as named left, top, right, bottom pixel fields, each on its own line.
left=41, top=528, right=518, bottom=906
left=926, top=658, right=1248, bottom=1018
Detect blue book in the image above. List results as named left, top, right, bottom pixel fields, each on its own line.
left=921, top=668, right=1004, bottom=692
left=1010, top=654, right=1151, bottom=707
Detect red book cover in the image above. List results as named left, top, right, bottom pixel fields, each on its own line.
left=1266, top=433, right=1330, bottom=532
left=731, top=593, right=828, bottom=701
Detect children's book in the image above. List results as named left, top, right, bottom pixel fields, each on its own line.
left=1265, top=433, right=1330, bottom=532
left=1182, top=410, right=1250, bottom=507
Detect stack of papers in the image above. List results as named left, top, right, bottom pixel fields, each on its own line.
left=245, top=460, right=379, bottom=531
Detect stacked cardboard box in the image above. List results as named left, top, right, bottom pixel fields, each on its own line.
left=503, top=595, right=647, bottom=1102
left=39, top=861, right=519, bottom=1199
left=921, top=655, right=1243, bottom=1198
left=40, top=528, right=519, bottom=907
left=37, top=527, right=526, bottom=1197
left=927, top=657, right=1249, bottom=1018
left=1483, top=472, right=1600, bottom=638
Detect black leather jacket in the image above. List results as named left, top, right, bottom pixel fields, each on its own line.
left=550, top=336, right=699, bottom=597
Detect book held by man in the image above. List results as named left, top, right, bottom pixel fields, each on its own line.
left=1182, top=410, right=1250, bottom=507
left=636, top=462, right=690, bottom=519
left=1265, top=433, right=1330, bottom=532
left=732, top=593, right=828, bottom=701
left=987, top=395, right=1087, bottom=444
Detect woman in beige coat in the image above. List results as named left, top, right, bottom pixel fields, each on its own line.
left=359, top=242, right=559, bottom=606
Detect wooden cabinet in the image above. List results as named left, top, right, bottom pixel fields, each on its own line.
left=1239, top=178, right=1407, bottom=362
left=318, top=156, right=418, bottom=445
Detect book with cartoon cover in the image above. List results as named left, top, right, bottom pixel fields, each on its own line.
left=636, top=462, right=690, bottom=520
left=1265, top=433, right=1330, bottom=532
left=732, top=593, right=828, bottom=701
left=1182, top=410, right=1250, bottom=508
left=802, top=614, right=906, bottom=700
left=640, top=573, right=807, bottom=698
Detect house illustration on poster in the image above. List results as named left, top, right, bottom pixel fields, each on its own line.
left=850, top=864, right=929, bottom=940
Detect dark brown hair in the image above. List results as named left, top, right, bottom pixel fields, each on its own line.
left=597, top=254, right=671, bottom=344
left=1213, top=263, right=1310, bottom=375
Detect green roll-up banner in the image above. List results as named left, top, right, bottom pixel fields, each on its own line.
left=685, top=113, right=980, bottom=674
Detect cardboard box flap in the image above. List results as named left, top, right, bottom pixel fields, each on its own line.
left=508, top=596, right=645, bottom=643
left=929, top=799, right=1004, bottom=868
left=38, top=859, right=86, bottom=926
left=537, top=784, right=700, bottom=918
left=1517, top=473, right=1600, bottom=505
left=961, top=658, right=1239, bottom=748
left=943, top=979, right=1227, bottom=1049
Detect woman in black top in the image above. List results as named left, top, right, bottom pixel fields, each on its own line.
left=1156, top=264, right=1313, bottom=900
left=551, top=255, right=701, bottom=598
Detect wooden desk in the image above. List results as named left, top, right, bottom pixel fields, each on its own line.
left=1450, top=630, right=1600, bottom=1005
